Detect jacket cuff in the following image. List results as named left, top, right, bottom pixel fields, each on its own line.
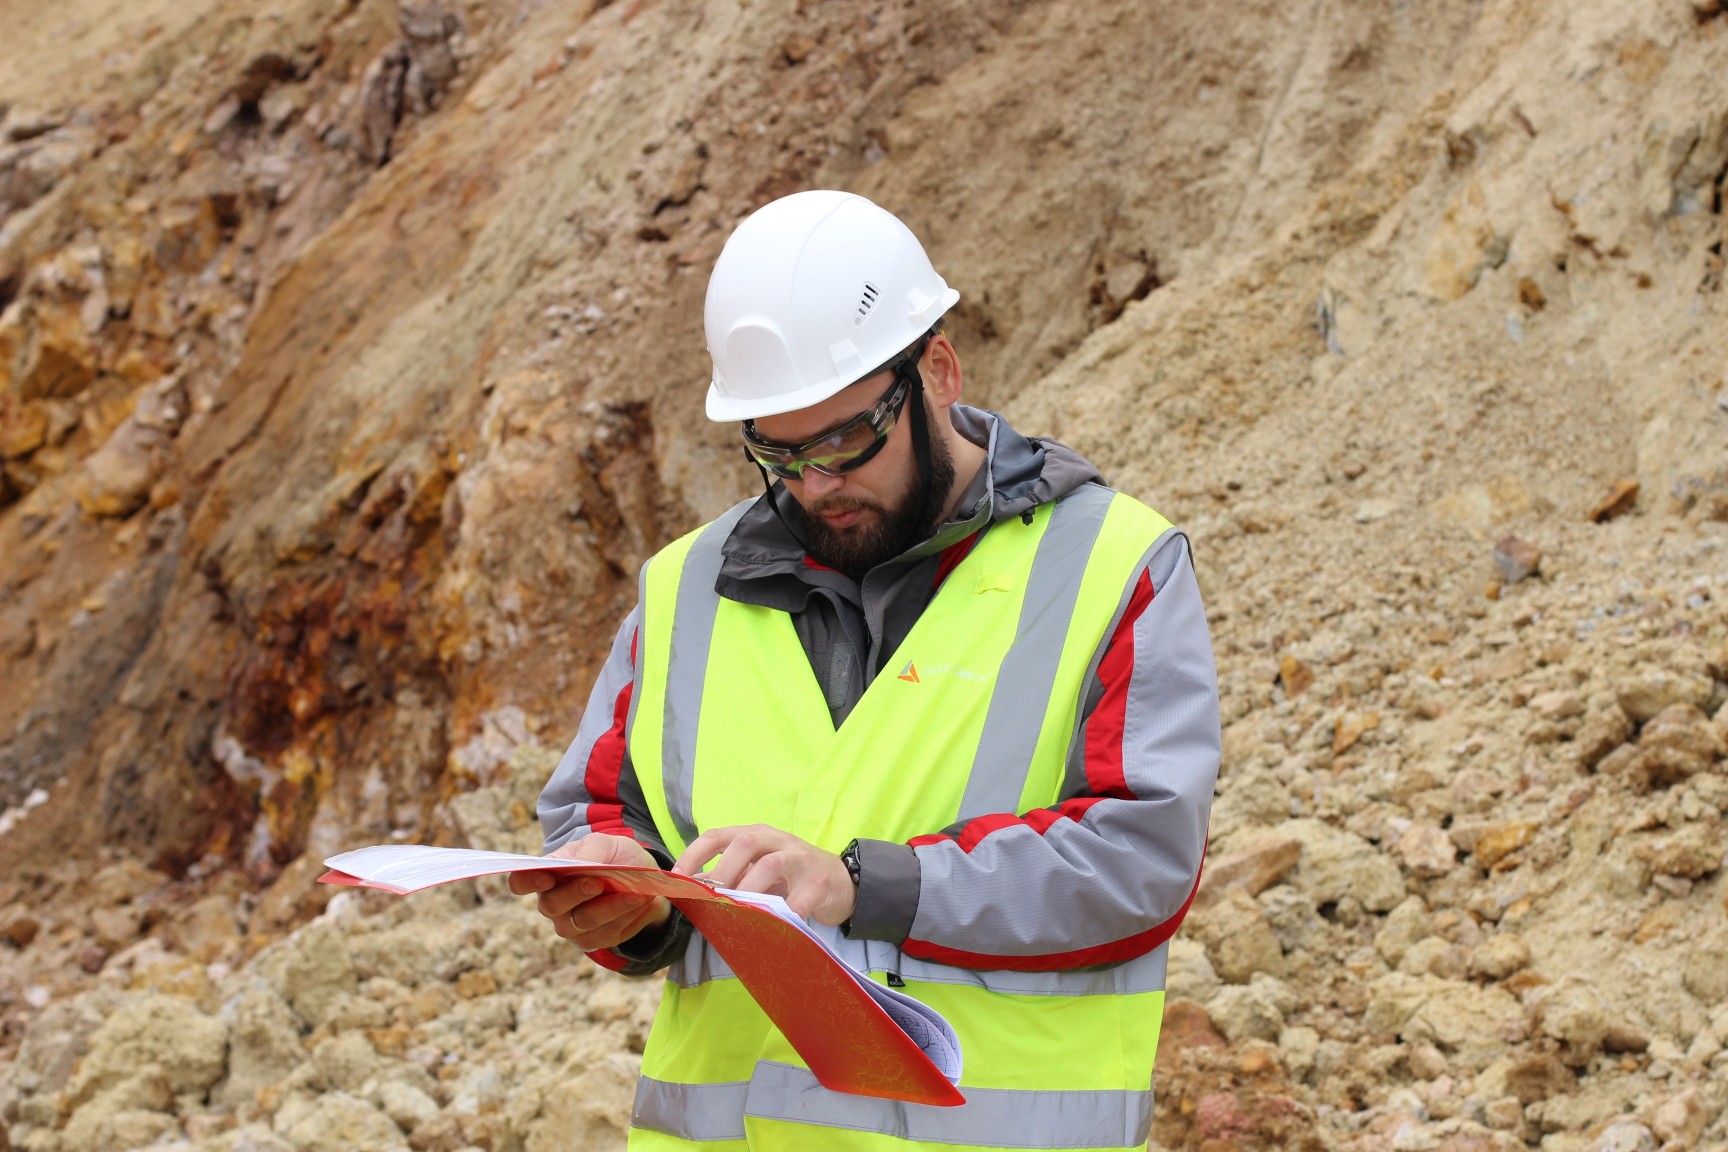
left=844, top=839, right=921, bottom=943
left=607, top=906, right=693, bottom=977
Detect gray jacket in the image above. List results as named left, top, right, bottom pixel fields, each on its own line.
left=539, top=406, right=1219, bottom=974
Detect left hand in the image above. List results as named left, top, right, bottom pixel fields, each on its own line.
left=674, top=824, right=856, bottom=926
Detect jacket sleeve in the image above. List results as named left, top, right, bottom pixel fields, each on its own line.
left=844, top=531, right=1219, bottom=971
left=538, top=602, right=694, bottom=976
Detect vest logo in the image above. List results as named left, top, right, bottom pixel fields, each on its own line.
left=896, top=660, right=989, bottom=685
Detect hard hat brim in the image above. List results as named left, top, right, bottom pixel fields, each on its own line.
left=705, top=287, right=959, bottom=423
left=705, top=374, right=859, bottom=423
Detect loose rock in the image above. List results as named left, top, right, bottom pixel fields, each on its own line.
left=1493, top=535, right=1541, bottom=584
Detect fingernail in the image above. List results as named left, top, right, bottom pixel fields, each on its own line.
left=579, top=879, right=602, bottom=898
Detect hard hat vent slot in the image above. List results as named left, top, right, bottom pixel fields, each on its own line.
left=854, top=282, right=881, bottom=326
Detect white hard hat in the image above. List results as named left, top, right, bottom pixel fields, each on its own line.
left=704, top=190, right=960, bottom=422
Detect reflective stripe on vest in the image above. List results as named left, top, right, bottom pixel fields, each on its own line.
left=635, top=1066, right=1153, bottom=1149
left=668, top=923, right=1169, bottom=998
left=628, top=485, right=1176, bottom=1151
left=634, top=1078, right=750, bottom=1143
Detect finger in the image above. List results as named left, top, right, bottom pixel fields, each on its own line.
left=587, top=897, right=671, bottom=950
left=537, top=875, right=606, bottom=920
left=571, top=833, right=630, bottom=863
left=710, top=835, right=782, bottom=891
left=557, top=894, right=664, bottom=950
left=673, top=827, right=738, bottom=876
left=507, top=869, right=556, bottom=895
left=562, top=891, right=655, bottom=935
left=733, top=853, right=793, bottom=899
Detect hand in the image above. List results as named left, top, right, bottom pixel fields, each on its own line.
left=507, top=833, right=671, bottom=951
left=674, top=824, right=856, bottom=926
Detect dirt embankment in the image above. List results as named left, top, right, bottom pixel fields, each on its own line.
left=2, top=1, right=1727, bottom=1149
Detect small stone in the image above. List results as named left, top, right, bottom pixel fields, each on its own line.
left=1536, top=979, right=1609, bottom=1065
left=1601, top=1019, right=1650, bottom=1053
left=1595, top=743, right=1641, bottom=777
left=1186, top=888, right=1285, bottom=983
left=1355, top=498, right=1398, bottom=523
left=90, top=906, right=142, bottom=949
left=1637, top=824, right=1723, bottom=878
left=0, top=401, right=49, bottom=458
left=1682, top=927, right=1728, bottom=1001
left=377, top=1080, right=441, bottom=1131
left=1485, top=646, right=1527, bottom=681
left=1588, top=478, right=1640, bottom=522
left=1500, top=1050, right=1577, bottom=1103
left=1375, top=897, right=1431, bottom=967
left=1160, top=998, right=1227, bottom=1050
left=1333, top=711, right=1380, bottom=754
left=1574, top=706, right=1632, bottom=769
left=1527, top=690, right=1583, bottom=721
left=1282, top=818, right=1407, bottom=912
left=1618, top=675, right=1714, bottom=725
left=74, top=420, right=167, bottom=518
left=1483, top=1096, right=1524, bottom=1129
left=1468, top=932, right=1531, bottom=980
left=1631, top=703, right=1725, bottom=789
left=1399, top=936, right=1460, bottom=977
left=1397, top=824, right=1458, bottom=878
left=0, top=913, right=41, bottom=948
left=457, top=969, right=498, bottom=999
left=1651, top=1087, right=1710, bottom=1145
left=1592, top=1121, right=1657, bottom=1152
left=1493, top=535, right=1541, bottom=583
left=1473, top=821, right=1539, bottom=867
left=1279, top=654, right=1315, bottom=696
left=1194, top=835, right=1302, bottom=909
left=1206, top=973, right=1295, bottom=1043
left=281, top=1091, right=404, bottom=1152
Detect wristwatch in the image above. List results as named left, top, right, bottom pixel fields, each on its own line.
left=839, top=839, right=862, bottom=936
left=841, top=839, right=863, bottom=886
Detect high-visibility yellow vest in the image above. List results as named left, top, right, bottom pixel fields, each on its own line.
left=626, top=484, right=1177, bottom=1151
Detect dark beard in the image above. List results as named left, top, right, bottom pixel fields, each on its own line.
left=803, top=407, right=958, bottom=580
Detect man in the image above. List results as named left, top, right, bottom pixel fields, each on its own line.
left=511, top=190, right=1219, bottom=1151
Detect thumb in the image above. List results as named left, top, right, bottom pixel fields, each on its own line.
left=569, top=832, right=650, bottom=866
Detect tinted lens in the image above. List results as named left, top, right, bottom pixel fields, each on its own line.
left=746, top=420, right=880, bottom=478
left=743, top=373, right=909, bottom=479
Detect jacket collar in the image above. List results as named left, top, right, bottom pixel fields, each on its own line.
left=716, top=406, right=1104, bottom=595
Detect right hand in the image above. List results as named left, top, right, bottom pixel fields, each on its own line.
left=508, top=832, right=671, bottom=952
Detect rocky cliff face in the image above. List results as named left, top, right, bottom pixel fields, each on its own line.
left=2, top=1, right=1726, bottom=1150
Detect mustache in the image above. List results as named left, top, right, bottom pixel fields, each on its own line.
left=808, top=495, right=884, bottom=517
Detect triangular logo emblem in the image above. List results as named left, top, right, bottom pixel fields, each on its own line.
left=897, top=661, right=920, bottom=683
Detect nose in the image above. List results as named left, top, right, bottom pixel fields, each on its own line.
left=799, top=467, right=844, bottom=501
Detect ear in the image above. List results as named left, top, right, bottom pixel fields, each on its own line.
left=923, top=334, right=963, bottom=408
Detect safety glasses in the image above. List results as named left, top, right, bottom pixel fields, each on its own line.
left=742, top=337, right=928, bottom=480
